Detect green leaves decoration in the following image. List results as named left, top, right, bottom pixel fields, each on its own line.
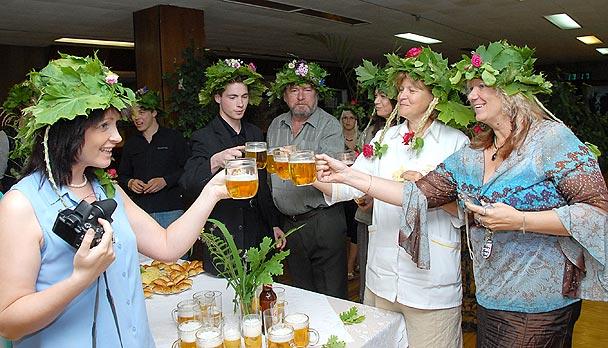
left=373, top=141, right=388, bottom=159
left=322, top=335, right=346, bottom=348
left=200, top=219, right=302, bottom=314
left=15, top=53, right=135, bottom=158
left=384, top=48, right=474, bottom=130
left=354, top=59, right=393, bottom=100
left=268, top=59, right=333, bottom=103
left=339, top=306, right=365, bottom=325
left=199, top=59, right=266, bottom=106
left=93, top=168, right=116, bottom=199
left=136, top=87, right=161, bottom=111
left=451, top=40, right=553, bottom=99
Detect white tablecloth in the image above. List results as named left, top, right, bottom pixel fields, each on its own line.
left=145, top=273, right=406, bottom=347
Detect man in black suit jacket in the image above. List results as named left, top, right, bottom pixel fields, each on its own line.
left=179, top=59, right=284, bottom=276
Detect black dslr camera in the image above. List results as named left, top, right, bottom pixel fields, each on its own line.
left=53, top=199, right=117, bottom=249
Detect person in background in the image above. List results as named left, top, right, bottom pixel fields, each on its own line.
left=266, top=59, right=348, bottom=299
left=0, top=54, right=228, bottom=347
left=179, top=59, right=284, bottom=276
left=317, top=41, right=608, bottom=348
left=353, top=60, right=396, bottom=301
left=118, top=87, right=188, bottom=228
left=313, top=47, right=475, bottom=347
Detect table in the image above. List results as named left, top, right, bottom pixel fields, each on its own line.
left=146, top=273, right=406, bottom=347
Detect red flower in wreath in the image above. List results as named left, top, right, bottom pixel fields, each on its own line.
left=402, top=131, right=415, bottom=145
left=362, top=144, right=374, bottom=158
left=405, top=47, right=423, bottom=58
left=106, top=168, right=118, bottom=178
left=471, top=54, right=483, bottom=68
left=472, top=124, right=483, bottom=134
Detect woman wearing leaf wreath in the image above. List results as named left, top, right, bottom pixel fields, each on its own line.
left=179, top=58, right=285, bottom=276
left=0, top=54, right=229, bottom=347
left=316, top=41, right=608, bottom=347
left=313, top=47, right=474, bottom=348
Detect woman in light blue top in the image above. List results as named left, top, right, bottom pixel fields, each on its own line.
left=0, top=54, right=228, bottom=347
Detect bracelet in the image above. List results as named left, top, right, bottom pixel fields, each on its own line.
left=364, top=174, right=373, bottom=195
left=521, top=212, right=526, bottom=234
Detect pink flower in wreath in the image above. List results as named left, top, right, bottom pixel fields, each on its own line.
left=402, top=131, right=415, bottom=145
left=471, top=54, right=483, bottom=68
left=362, top=144, right=374, bottom=158
left=106, top=168, right=118, bottom=178
left=405, top=47, right=423, bottom=58
left=472, top=124, right=483, bottom=134
left=248, top=62, right=257, bottom=72
left=105, top=73, right=119, bottom=85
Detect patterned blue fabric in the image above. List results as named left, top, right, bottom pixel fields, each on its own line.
left=10, top=172, right=155, bottom=348
left=405, top=120, right=608, bottom=313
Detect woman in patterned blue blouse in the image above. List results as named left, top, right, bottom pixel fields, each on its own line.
left=315, top=41, right=608, bottom=347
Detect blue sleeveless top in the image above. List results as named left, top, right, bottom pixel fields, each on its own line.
left=11, top=172, right=155, bottom=348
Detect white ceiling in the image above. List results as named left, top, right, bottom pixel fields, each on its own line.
left=1, top=0, right=607, bottom=65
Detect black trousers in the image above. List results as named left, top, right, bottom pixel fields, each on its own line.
left=477, top=301, right=582, bottom=348
left=283, top=204, right=348, bottom=299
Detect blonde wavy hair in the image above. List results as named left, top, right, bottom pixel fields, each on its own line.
left=471, top=89, right=554, bottom=159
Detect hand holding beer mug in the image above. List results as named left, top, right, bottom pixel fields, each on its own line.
left=225, top=158, right=258, bottom=199
left=245, top=142, right=268, bottom=169
left=267, top=323, right=297, bottom=348
left=195, top=326, right=224, bottom=348
left=172, top=320, right=203, bottom=348
left=242, top=313, right=263, bottom=348
left=284, top=313, right=319, bottom=347
left=172, top=299, right=203, bottom=324
left=289, top=150, right=316, bottom=186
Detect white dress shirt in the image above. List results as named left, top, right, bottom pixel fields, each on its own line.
left=326, top=120, right=469, bottom=309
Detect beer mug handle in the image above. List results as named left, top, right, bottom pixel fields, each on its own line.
left=171, top=340, right=179, bottom=348
left=171, top=308, right=179, bottom=323
left=308, top=328, right=320, bottom=345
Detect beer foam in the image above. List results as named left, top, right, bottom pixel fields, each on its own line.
left=223, top=328, right=241, bottom=341
left=226, top=173, right=257, bottom=181
left=178, top=320, right=202, bottom=342
left=247, top=148, right=266, bottom=152
left=285, top=313, right=308, bottom=330
left=288, top=160, right=315, bottom=164
left=242, top=317, right=261, bottom=337
left=268, top=325, right=293, bottom=343
left=196, top=329, right=223, bottom=347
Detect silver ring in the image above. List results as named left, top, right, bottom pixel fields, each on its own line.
left=482, top=207, right=487, bottom=216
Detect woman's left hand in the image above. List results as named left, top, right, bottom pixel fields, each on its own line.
left=465, top=201, right=523, bottom=232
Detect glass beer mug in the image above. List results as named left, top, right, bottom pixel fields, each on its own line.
left=272, top=149, right=291, bottom=181
left=283, top=313, right=319, bottom=348
left=172, top=320, right=203, bottom=348
left=195, top=326, right=224, bottom=348
left=245, top=141, right=268, bottom=169
left=335, top=150, right=356, bottom=166
left=172, top=299, right=203, bottom=324
left=266, top=147, right=277, bottom=174
left=288, top=150, right=316, bottom=186
left=225, top=158, right=258, bottom=199
left=241, top=313, right=263, bottom=348
left=267, top=323, right=296, bottom=348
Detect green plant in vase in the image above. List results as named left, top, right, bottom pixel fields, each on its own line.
left=200, top=219, right=302, bottom=315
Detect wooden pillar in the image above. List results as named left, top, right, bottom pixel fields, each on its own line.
left=133, top=5, right=205, bottom=109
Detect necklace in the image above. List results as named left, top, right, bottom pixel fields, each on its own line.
left=491, top=137, right=505, bottom=161
left=67, top=175, right=88, bottom=188
left=345, top=137, right=354, bottom=142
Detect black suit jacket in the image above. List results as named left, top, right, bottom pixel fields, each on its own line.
left=179, top=116, right=281, bottom=275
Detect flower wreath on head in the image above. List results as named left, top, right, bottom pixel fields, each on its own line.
left=267, top=59, right=333, bottom=103
left=15, top=53, right=136, bottom=198
left=198, top=58, right=266, bottom=106
left=450, top=40, right=553, bottom=100
left=135, top=86, right=161, bottom=111
left=334, top=100, right=367, bottom=125
left=360, top=47, right=475, bottom=159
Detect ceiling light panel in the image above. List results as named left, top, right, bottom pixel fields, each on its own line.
left=394, top=33, right=441, bottom=44
left=54, top=38, right=134, bottom=48
left=577, top=36, right=603, bottom=45
left=596, top=48, right=608, bottom=55
left=544, top=13, right=581, bottom=30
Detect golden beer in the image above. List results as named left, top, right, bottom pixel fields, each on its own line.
left=245, top=142, right=268, bottom=169
left=226, top=174, right=258, bottom=199
left=274, top=160, right=290, bottom=180
left=288, top=161, right=316, bottom=186
left=242, top=315, right=262, bottom=348
left=177, top=320, right=202, bottom=348
left=195, top=327, right=223, bottom=348
left=245, top=149, right=268, bottom=169
left=284, top=313, right=317, bottom=348
left=267, top=324, right=295, bottom=348
left=173, top=299, right=202, bottom=324
left=266, top=152, right=276, bottom=174
left=223, top=327, right=242, bottom=348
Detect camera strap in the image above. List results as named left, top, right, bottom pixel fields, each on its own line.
left=90, top=273, right=124, bottom=348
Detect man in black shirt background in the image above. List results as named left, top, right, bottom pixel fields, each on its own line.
left=180, top=59, right=284, bottom=276
left=118, top=87, right=189, bottom=228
